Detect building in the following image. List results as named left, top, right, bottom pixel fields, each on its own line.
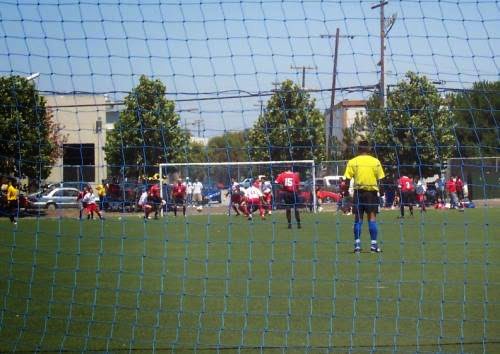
left=44, top=94, right=119, bottom=185
left=325, top=99, right=367, bottom=146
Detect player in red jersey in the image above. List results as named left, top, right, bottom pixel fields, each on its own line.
left=148, top=182, right=163, bottom=219
left=275, top=168, right=301, bottom=229
left=260, top=176, right=273, bottom=215
left=226, top=179, right=248, bottom=216
left=171, top=178, right=187, bottom=217
left=398, top=175, right=415, bottom=218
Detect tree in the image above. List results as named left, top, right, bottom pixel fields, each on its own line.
left=207, top=131, right=250, bottom=162
left=344, top=72, right=455, bottom=176
left=247, top=80, right=325, bottom=162
left=450, top=80, right=499, bottom=157
left=104, top=75, right=188, bottom=178
left=0, top=75, right=63, bottom=182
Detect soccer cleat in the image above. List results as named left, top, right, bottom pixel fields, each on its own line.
left=353, top=247, right=361, bottom=253
left=288, top=223, right=292, bottom=229
left=370, top=245, right=381, bottom=253
left=297, top=223, right=302, bottom=229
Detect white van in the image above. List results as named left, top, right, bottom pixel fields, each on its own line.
left=315, top=175, right=354, bottom=195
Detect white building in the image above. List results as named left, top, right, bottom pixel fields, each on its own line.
left=44, top=94, right=119, bottom=185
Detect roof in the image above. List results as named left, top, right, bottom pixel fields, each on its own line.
left=334, top=99, right=367, bottom=109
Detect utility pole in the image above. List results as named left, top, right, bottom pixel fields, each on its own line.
left=321, top=29, right=354, bottom=158
left=371, top=1, right=396, bottom=108
left=253, top=99, right=264, bottom=116
left=290, top=65, right=316, bottom=89
left=191, top=119, right=203, bottom=137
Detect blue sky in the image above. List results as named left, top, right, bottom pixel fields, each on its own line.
left=0, top=0, right=498, bottom=136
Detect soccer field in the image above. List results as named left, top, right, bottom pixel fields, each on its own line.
left=1, top=208, right=499, bottom=352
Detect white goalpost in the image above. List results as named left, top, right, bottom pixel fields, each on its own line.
left=158, top=160, right=318, bottom=213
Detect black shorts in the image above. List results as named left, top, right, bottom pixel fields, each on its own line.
left=282, top=190, right=298, bottom=207
left=353, top=190, right=379, bottom=214
left=400, top=191, right=415, bottom=206
left=174, top=196, right=185, bottom=206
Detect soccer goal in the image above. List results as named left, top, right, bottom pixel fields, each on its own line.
left=158, top=160, right=318, bottom=213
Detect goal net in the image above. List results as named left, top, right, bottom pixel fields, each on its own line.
left=0, top=0, right=499, bottom=352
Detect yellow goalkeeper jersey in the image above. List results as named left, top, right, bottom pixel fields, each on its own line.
left=343, top=154, right=385, bottom=191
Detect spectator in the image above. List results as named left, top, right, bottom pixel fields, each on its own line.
left=192, top=178, right=203, bottom=206
left=185, top=177, right=193, bottom=206
left=95, top=183, right=106, bottom=210
left=455, top=176, right=464, bottom=201
left=6, top=179, right=19, bottom=224
left=435, top=175, right=446, bottom=202
left=415, top=176, right=427, bottom=213
left=446, top=177, right=459, bottom=209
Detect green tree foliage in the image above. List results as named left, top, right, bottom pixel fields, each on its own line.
left=248, top=80, right=325, bottom=162
left=344, top=72, right=455, bottom=176
left=450, top=80, right=499, bottom=157
left=0, top=75, right=63, bottom=181
left=207, top=131, right=249, bottom=162
left=104, top=75, right=188, bottom=178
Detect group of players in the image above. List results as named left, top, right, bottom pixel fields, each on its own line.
left=133, top=169, right=304, bottom=229
left=227, top=170, right=302, bottom=228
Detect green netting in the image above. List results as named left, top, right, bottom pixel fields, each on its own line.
left=0, top=0, right=499, bottom=352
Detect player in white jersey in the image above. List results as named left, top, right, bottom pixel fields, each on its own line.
left=82, top=187, right=104, bottom=220
left=244, top=182, right=265, bottom=220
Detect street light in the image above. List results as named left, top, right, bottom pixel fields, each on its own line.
left=26, top=73, right=40, bottom=81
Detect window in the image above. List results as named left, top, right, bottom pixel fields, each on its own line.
left=63, top=144, right=95, bottom=182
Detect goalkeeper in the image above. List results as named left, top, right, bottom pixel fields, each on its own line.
left=342, top=140, right=385, bottom=253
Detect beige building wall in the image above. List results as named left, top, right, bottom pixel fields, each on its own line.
left=44, top=95, right=109, bottom=185
left=326, top=99, right=367, bottom=142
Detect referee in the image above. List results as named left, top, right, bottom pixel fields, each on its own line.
left=342, top=140, right=385, bottom=253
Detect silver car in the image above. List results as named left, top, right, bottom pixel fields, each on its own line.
left=29, top=187, right=81, bottom=209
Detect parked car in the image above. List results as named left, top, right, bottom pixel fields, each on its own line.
left=202, top=185, right=222, bottom=204
left=105, top=181, right=142, bottom=212
left=28, top=187, right=81, bottom=209
left=274, top=181, right=313, bottom=211
left=44, top=181, right=91, bottom=191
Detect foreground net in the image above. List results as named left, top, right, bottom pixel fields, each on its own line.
left=0, top=0, right=499, bottom=352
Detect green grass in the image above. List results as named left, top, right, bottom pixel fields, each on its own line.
left=1, top=208, right=499, bottom=352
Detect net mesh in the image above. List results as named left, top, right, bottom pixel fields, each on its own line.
left=0, top=0, right=499, bottom=352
